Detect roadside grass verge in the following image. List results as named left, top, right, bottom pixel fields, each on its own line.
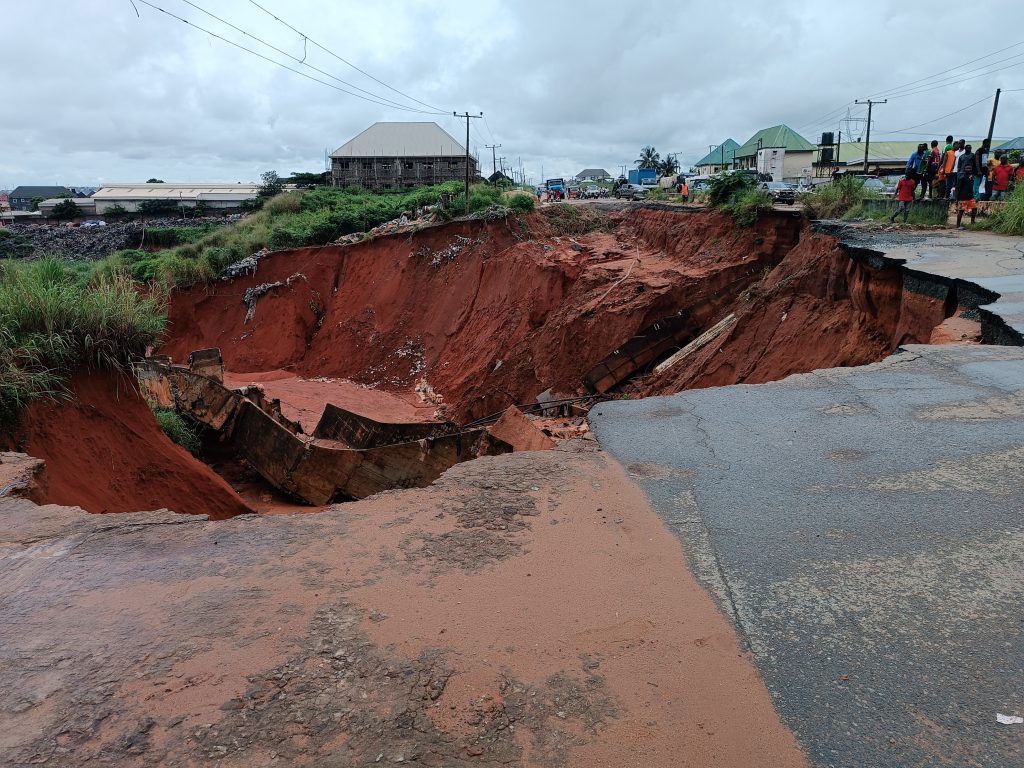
left=799, top=176, right=867, bottom=219
left=708, top=174, right=772, bottom=226
left=88, top=181, right=523, bottom=288
left=975, top=184, right=1024, bottom=234
left=0, top=257, right=166, bottom=423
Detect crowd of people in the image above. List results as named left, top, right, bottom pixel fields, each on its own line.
left=892, top=136, right=1024, bottom=228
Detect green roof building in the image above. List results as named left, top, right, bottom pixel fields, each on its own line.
left=734, top=124, right=816, bottom=181
left=693, top=139, right=740, bottom=176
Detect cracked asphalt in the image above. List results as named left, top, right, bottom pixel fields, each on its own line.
left=592, top=344, right=1024, bottom=767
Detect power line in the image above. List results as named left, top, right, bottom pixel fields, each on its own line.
left=875, top=95, right=994, bottom=135
left=134, top=0, right=446, bottom=114
left=176, top=0, right=442, bottom=114
left=883, top=53, right=1024, bottom=100
left=245, top=0, right=446, bottom=114
left=868, top=39, right=1024, bottom=98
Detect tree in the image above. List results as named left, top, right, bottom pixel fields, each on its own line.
left=146, top=178, right=165, bottom=183
left=51, top=199, right=80, bottom=219
left=659, top=155, right=680, bottom=176
left=286, top=171, right=329, bottom=188
left=258, top=170, right=284, bottom=198
left=636, top=146, right=661, bottom=169
left=105, top=204, right=127, bottom=217
left=29, top=197, right=44, bottom=212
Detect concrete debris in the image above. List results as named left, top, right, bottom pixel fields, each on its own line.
left=488, top=407, right=556, bottom=452
left=221, top=247, right=269, bottom=280
left=243, top=272, right=306, bottom=323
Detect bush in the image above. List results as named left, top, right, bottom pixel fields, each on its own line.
left=51, top=199, right=80, bottom=220
left=104, top=204, right=128, bottom=217
left=984, top=183, right=1024, bottom=234
left=507, top=193, right=536, bottom=213
left=0, top=229, right=33, bottom=259
left=0, top=258, right=166, bottom=422
left=152, top=408, right=201, bottom=455
left=799, top=176, right=866, bottom=220
left=708, top=173, right=771, bottom=225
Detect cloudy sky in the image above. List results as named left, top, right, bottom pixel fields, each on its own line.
left=2, top=0, right=1020, bottom=188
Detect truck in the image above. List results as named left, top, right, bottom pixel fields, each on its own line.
left=545, top=178, right=566, bottom=200
left=628, top=168, right=658, bottom=187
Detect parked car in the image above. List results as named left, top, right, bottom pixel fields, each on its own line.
left=760, top=181, right=796, bottom=205
left=689, top=178, right=712, bottom=193
left=81, top=220, right=106, bottom=227
left=860, top=177, right=895, bottom=196
left=583, top=185, right=602, bottom=199
left=614, top=183, right=648, bottom=200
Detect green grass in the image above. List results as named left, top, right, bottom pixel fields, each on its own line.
left=145, top=225, right=217, bottom=248
left=89, top=182, right=523, bottom=288
left=0, top=257, right=166, bottom=423
left=707, top=173, right=772, bottom=226
left=981, top=184, right=1024, bottom=234
left=152, top=408, right=201, bottom=455
left=799, top=176, right=868, bottom=220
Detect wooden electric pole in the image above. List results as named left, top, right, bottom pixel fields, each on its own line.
left=454, top=111, right=483, bottom=214
left=485, top=143, right=501, bottom=175
left=855, top=99, right=885, bottom=174
left=987, top=88, right=1001, bottom=144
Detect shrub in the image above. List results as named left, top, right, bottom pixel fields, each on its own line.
left=507, top=193, right=536, bottom=213
left=0, top=258, right=166, bottom=422
left=984, top=183, right=1024, bottom=234
left=708, top=173, right=771, bottom=225
left=708, top=173, right=755, bottom=207
left=104, top=204, right=128, bottom=217
left=0, top=229, right=33, bottom=259
left=799, top=176, right=866, bottom=220
left=152, top=408, right=201, bottom=455
left=52, top=199, right=80, bottom=220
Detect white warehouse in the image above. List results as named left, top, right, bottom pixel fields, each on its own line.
left=91, top=183, right=260, bottom=213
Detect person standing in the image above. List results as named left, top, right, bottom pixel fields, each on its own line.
left=1015, top=158, right=1024, bottom=190
left=891, top=171, right=917, bottom=224
left=955, top=168, right=977, bottom=229
left=990, top=154, right=1013, bottom=200
left=972, top=138, right=991, bottom=200
left=906, top=144, right=924, bottom=185
left=941, top=136, right=957, bottom=198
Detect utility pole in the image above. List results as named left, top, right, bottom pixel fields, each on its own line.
left=987, top=88, right=1001, bottom=144
left=855, top=99, right=885, bottom=174
left=485, top=143, right=501, bottom=176
left=454, top=111, right=483, bottom=214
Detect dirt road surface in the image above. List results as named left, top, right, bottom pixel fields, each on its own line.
left=0, top=443, right=805, bottom=767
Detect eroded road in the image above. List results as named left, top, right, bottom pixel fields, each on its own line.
left=592, top=344, right=1024, bottom=767
left=0, top=444, right=805, bottom=767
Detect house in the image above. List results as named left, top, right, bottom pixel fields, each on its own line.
left=692, top=139, right=740, bottom=177
left=575, top=168, right=612, bottom=182
left=734, top=125, right=816, bottom=182
left=0, top=192, right=9, bottom=211
left=330, top=122, right=478, bottom=191
left=38, top=198, right=97, bottom=217
left=9, top=185, right=72, bottom=211
left=90, top=183, right=260, bottom=213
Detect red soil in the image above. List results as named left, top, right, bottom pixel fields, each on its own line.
left=161, top=209, right=803, bottom=423
left=631, top=227, right=950, bottom=394
left=8, top=370, right=252, bottom=519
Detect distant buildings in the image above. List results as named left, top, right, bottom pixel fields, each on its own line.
left=38, top=198, right=96, bottom=217
left=9, top=185, right=72, bottom=211
left=692, top=140, right=739, bottom=178
left=575, top=168, right=612, bottom=182
left=330, top=122, right=479, bottom=191
left=90, top=183, right=259, bottom=213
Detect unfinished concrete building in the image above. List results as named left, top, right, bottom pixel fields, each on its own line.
left=330, top=121, right=479, bottom=190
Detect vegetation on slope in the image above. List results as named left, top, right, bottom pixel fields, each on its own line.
left=0, top=258, right=165, bottom=423
left=973, top=183, right=1024, bottom=234
left=91, top=181, right=522, bottom=287
left=708, top=173, right=772, bottom=226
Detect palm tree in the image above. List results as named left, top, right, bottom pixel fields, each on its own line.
left=659, top=155, right=680, bottom=176
left=636, top=146, right=661, bottom=169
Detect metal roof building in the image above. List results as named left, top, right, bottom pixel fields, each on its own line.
left=91, top=183, right=259, bottom=213
left=330, top=122, right=478, bottom=191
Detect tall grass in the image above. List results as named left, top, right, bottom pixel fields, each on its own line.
left=799, top=176, right=867, bottom=220
left=0, top=258, right=166, bottom=422
left=984, top=183, right=1024, bottom=234
left=88, top=181, right=516, bottom=288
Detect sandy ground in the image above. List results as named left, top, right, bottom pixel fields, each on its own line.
left=223, top=370, right=438, bottom=432
left=0, top=443, right=805, bottom=767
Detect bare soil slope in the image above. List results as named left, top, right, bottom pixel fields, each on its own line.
left=8, top=371, right=252, bottom=519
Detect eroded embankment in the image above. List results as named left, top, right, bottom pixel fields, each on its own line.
left=4, top=370, right=252, bottom=519
left=628, top=226, right=954, bottom=395
left=160, top=208, right=804, bottom=422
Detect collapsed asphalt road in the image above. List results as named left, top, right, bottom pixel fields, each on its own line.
left=592, top=344, right=1024, bottom=767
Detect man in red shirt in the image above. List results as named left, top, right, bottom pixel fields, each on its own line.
left=990, top=155, right=1014, bottom=200
left=890, top=172, right=917, bottom=224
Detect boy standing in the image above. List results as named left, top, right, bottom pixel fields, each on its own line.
left=891, top=172, right=917, bottom=224
left=956, top=169, right=977, bottom=229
